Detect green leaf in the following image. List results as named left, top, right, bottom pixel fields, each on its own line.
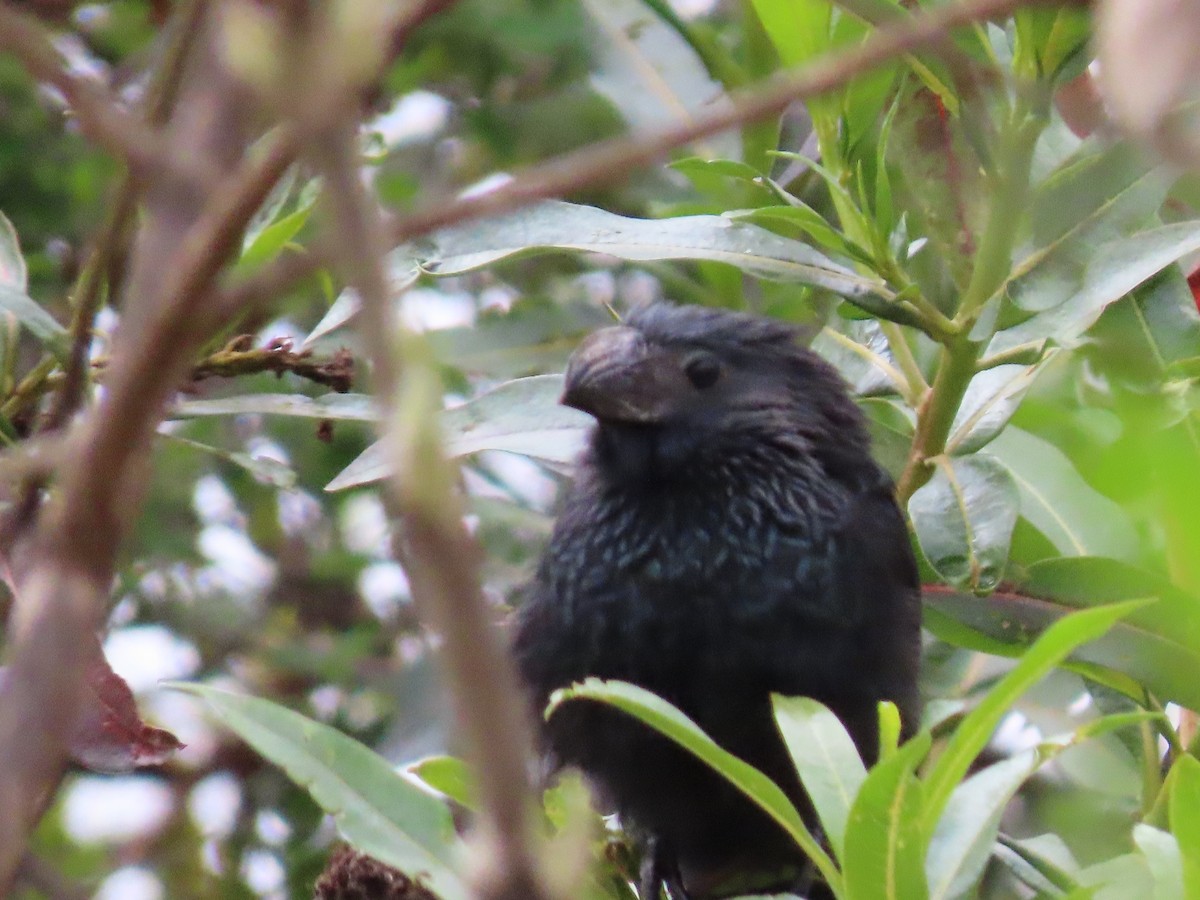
left=0, top=211, right=28, bottom=290
left=1013, top=5, right=1090, bottom=80
left=842, top=731, right=930, bottom=900
left=1077, top=853, right=1154, bottom=900
left=994, top=221, right=1200, bottom=353
left=987, top=427, right=1138, bottom=561
left=750, top=0, right=831, bottom=67
left=1021, top=142, right=1162, bottom=289
left=176, top=392, right=378, bottom=421
left=162, top=433, right=297, bottom=489
left=813, top=321, right=905, bottom=397
left=993, top=834, right=1081, bottom=895
left=304, top=288, right=363, bottom=348
left=0, top=285, right=68, bottom=353
left=945, top=361, right=1050, bottom=455
left=772, top=694, right=867, bottom=863
left=859, top=396, right=914, bottom=480
left=237, top=203, right=312, bottom=272
left=908, top=454, right=1018, bottom=592
left=325, top=375, right=589, bottom=491
left=921, top=600, right=1148, bottom=832
left=407, top=755, right=477, bottom=811
left=1090, top=269, right=1200, bottom=388
left=584, top=0, right=738, bottom=160
left=168, top=683, right=467, bottom=900
left=403, top=200, right=890, bottom=302
left=923, top=562, right=1200, bottom=710
left=926, top=749, right=1040, bottom=900
left=547, top=678, right=839, bottom=890
left=1132, top=824, right=1186, bottom=900
left=439, top=374, right=589, bottom=459
left=240, top=165, right=298, bottom=253
left=728, top=205, right=858, bottom=260
left=1169, top=756, right=1200, bottom=898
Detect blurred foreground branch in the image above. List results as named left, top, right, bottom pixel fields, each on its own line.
left=314, top=111, right=555, bottom=900
left=0, top=13, right=267, bottom=887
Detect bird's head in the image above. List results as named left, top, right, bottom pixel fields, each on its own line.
left=561, top=304, right=871, bottom=485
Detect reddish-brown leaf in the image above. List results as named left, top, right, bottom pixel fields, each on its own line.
left=68, top=638, right=184, bottom=774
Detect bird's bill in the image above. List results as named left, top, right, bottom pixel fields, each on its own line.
left=560, top=325, right=680, bottom=424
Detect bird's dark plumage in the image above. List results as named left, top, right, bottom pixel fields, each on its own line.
left=512, top=304, right=921, bottom=898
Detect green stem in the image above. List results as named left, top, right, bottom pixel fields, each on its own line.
left=879, top=320, right=928, bottom=402
left=956, top=98, right=1046, bottom=323
left=895, top=93, right=1049, bottom=503
left=895, top=336, right=979, bottom=503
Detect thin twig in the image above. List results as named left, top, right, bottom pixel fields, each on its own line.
left=42, top=0, right=209, bottom=433
left=0, top=14, right=259, bottom=886
left=216, top=0, right=1039, bottom=317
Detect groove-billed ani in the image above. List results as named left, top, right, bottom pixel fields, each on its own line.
left=512, top=304, right=921, bottom=899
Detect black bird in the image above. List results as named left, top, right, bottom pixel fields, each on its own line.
left=512, top=304, right=921, bottom=899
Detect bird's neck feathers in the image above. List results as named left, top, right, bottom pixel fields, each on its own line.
left=581, top=416, right=873, bottom=531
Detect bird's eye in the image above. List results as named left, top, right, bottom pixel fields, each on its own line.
left=683, top=353, right=721, bottom=389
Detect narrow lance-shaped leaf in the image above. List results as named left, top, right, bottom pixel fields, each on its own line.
left=923, top=561, right=1200, bottom=711
left=176, top=392, right=379, bottom=421
left=0, top=285, right=68, bottom=355
left=1131, top=824, right=1185, bottom=900
left=548, top=678, right=841, bottom=892
left=908, top=454, right=1018, bottom=592
left=403, top=200, right=890, bottom=302
left=927, top=711, right=1160, bottom=900
left=326, top=375, right=589, bottom=491
left=162, top=433, right=297, bottom=490
left=945, top=360, right=1050, bottom=456
left=991, top=220, right=1200, bottom=354
left=1169, top=756, right=1200, bottom=898
left=926, top=749, right=1040, bottom=900
left=841, top=731, right=930, bottom=900
left=584, top=0, right=738, bottom=161
left=992, top=834, right=1081, bottom=896
left=921, top=599, right=1149, bottom=834
left=407, top=756, right=477, bottom=812
left=0, top=211, right=27, bottom=290
left=987, top=427, right=1139, bottom=561
left=168, top=683, right=468, bottom=900
left=772, top=694, right=868, bottom=864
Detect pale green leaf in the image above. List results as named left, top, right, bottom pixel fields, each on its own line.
left=168, top=684, right=467, bottom=900
left=548, top=678, right=838, bottom=890
left=403, top=201, right=889, bottom=301
left=0, top=211, right=27, bottom=290
left=584, top=0, right=738, bottom=160
left=987, top=427, right=1138, bottom=561
left=842, top=732, right=930, bottom=900
left=176, top=392, right=378, bottom=421
left=326, top=375, right=588, bottom=491
left=908, top=454, right=1018, bottom=592
left=1132, top=824, right=1185, bottom=900
left=772, top=694, right=867, bottom=863
left=926, top=751, right=1040, bottom=900
left=921, top=600, right=1148, bottom=832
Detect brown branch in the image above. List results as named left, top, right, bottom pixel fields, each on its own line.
left=216, top=0, right=1042, bottom=317
left=0, top=13, right=262, bottom=886
left=314, top=109, right=554, bottom=899
left=0, top=0, right=464, bottom=886
left=42, top=0, right=209, bottom=434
